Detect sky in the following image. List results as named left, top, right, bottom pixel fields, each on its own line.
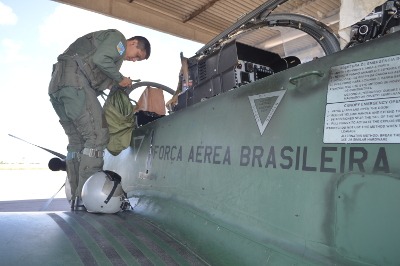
left=0, top=0, right=203, bottom=164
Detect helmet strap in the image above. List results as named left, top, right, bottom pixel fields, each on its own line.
left=103, top=171, right=121, bottom=204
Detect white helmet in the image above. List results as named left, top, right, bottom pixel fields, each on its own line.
left=82, top=170, right=130, bottom=213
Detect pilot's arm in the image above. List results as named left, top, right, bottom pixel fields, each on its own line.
left=92, top=30, right=132, bottom=87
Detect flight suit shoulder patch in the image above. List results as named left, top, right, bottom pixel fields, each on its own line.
left=116, top=41, right=125, bottom=55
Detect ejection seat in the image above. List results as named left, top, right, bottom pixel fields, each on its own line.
left=134, top=86, right=166, bottom=126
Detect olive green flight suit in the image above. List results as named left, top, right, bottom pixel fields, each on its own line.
left=48, top=29, right=126, bottom=200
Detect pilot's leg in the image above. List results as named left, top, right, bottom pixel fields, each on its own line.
left=50, top=87, right=86, bottom=209
left=59, top=120, right=84, bottom=200
left=73, top=84, right=109, bottom=206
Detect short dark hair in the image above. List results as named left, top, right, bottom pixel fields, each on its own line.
left=128, top=36, right=151, bottom=59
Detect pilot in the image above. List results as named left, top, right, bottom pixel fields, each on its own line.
left=48, top=29, right=151, bottom=210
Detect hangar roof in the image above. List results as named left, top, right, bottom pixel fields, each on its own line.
left=54, top=0, right=341, bottom=54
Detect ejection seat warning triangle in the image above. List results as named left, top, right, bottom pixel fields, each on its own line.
left=249, top=90, right=286, bottom=135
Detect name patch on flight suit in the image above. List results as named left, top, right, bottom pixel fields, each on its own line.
left=116, top=41, right=125, bottom=55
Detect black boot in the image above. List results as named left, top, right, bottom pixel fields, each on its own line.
left=73, top=197, right=87, bottom=211
left=70, top=198, right=76, bottom=211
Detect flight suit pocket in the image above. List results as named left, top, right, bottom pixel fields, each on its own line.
left=74, top=111, right=93, bottom=143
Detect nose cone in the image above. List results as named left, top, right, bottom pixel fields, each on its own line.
left=48, top=157, right=66, bottom=171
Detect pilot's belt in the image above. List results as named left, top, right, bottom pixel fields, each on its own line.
left=82, top=148, right=104, bottom=158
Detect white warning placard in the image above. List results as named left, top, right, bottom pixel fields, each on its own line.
left=327, top=55, right=400, bottom=103
left=324, top=55, right=400, bottom=143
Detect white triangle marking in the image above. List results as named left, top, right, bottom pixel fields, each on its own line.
left=248, top=89, right=286, bottom=135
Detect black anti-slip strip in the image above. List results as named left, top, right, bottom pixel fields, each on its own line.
left=65, top=212, right=127, bottom=266
left=109, top=214, right=178, bottom=265
left=121, top=215, right=206, bottom=265
left=96, top=216, right=154, bottom=266
left=47, top=213, right=97, bottom=266
left=112, top=215, right=207, bottom=265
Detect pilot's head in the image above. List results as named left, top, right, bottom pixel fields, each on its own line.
left=125, top=36, right=151, bottom=62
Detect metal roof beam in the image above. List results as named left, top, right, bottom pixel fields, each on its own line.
left=53, top=0, right=216, bottom=43
left=183, top=0, right=221, bottom=23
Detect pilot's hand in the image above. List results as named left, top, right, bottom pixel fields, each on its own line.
left=118, top=76, right=133, bottom=87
